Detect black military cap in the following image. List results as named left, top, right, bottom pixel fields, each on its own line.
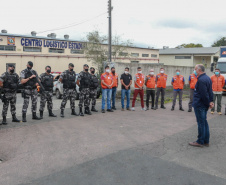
left=84, top=64, right=89, bottom=67
left=27, top=61, right=33, bottom=67
left=8, top=64, right=15, bottom=68
left=69, top=63, right=74, bottom=67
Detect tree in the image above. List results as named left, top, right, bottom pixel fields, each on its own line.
left=176, top=43, right=203, bottom=48
left=83, top=30, right=133, bottom=75
left=83, top=31, right=108, bottom=75
left=212, top=37, right=226, bottom=47
left=112, top=35, right=133, bottom=62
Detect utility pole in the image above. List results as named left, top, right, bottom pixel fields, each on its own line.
left=108, top=0, right=112, bottom=63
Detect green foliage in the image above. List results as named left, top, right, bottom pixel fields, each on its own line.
left=83, top=31, right=108, bottom=75
left=176, top=43, right=203, bottom=48
left=212, top=37, right=226, bottom=47
left=83, top=31, right=133, bottom=75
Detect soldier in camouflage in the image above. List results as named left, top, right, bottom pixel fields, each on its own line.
left=0, top=64, right=20, bottom=125
left=39, top=66, right=57, bottom=119
left=59, top=63, right=78, bottom=117
left=20, top=61, right=41, bottom=122
left=89, top=67, right=99, bottom=112
left=77, top=64, right=92, bottom=116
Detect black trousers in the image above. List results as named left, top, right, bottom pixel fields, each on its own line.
left=146, top=90, right=155, bottom=108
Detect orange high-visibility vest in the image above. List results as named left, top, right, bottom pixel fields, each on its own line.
left=211, top=75, right=225, bottom=92
left=146, top=75, right=156, bottom=88
left=156, top=73, right=167, bottom=88
left=110, top=72, right=118, bottom=88
left=134, top=73, right=144, bottom=88
left=101, top=72, right=113, bottom=89
left=172, top=75, right=184, bottom=90
left=189, top=74, right=198, bottom=89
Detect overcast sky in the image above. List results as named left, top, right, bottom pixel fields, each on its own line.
left=1, top=0, right=226, bottom=48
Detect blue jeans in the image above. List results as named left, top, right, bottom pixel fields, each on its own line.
left=102, top=88, right=112, bottom=110
left=121, top=89, right=131, bottom=109
left=194, top=107, right=210, bottom=145
left=111, top=87, right=117, bottom=108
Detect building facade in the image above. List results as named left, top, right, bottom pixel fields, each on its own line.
left=0, top=31, right=159, bottom=75
left=159, top=47, right=220, bottom=67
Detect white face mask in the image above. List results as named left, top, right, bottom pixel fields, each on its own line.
left=106, top=69, right=110, bottom=73
left=125, top=71, right=129, bottom=74
left=138, top=71, right=142, bottom=74
left=160, top=70, right=164, bottom=73
left=150, top=72, right=154, bottom=75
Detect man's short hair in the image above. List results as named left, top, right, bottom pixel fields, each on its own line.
left=137, top=67, right=141, bottom=70
left=215, top=68, right=220, bottom=71
left=105, top=65, right=109, bottom=69
left=90, top=67, right=95, bottom=71
left=160, top=68, right=164, bottom=70
left=45, top=65, right=51, bottom=69
left=69, top=63, right=74, bottom=67
left=111, top=67, right=115, bottom=70
left=125, top=67, right=129, bottom=71
left=176, top=69, right=180, bottom=72
left=197, top=64, right=205, bottom=72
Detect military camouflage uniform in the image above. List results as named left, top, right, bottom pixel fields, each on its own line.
left=90, top=74, right=99, bottom=107
left=0, top=72, right=19, bottom=116
left=60, top=70, right=77, bottom=110
left=39, top=73, right=54, bottom=112
left=20, top=69, right=39, bottom=113
left=78, top=71, right=91, bottom=108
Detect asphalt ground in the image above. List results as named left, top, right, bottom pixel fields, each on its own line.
left=0, top=93, right=226, bottom=185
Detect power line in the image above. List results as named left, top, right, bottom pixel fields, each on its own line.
left=37, top=11, right=107, bottom=34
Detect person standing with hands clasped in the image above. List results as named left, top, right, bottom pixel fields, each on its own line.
left=101, top=66, right=113, bottom=113
left=145, top=69, right=156, bottom=110
left=155, top=68, right=167, bottom=110
left=210, top=69, right=225, bottom=115
left=120, top=67, right=132, bottom=111
left=171, top=69, right=185, bottom=111
left=189, top=64, right=213, bottom=147
left=131, top=67, right=145, bottom=111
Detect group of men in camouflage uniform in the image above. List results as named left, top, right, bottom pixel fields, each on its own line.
left=0, top=61, right=99, bottom=125
left=60, top=63, right=99, bottom=117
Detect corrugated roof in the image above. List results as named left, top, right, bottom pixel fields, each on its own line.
left=159, top=47, right=220, bottom=55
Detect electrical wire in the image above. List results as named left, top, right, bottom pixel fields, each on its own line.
left=37, top=11, right=107, bottom=34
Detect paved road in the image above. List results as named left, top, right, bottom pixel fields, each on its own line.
left=0, top=94, right=226, bottom=185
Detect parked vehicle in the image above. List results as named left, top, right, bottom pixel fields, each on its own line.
left=53, top=72, right=101, bottom=100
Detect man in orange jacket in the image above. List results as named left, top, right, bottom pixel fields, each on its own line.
left=110, top=67, right=118, bottom=110
left=145, top=69, right=156, bottom=110
left=155, top=68, right=167, bottom=110
left=210, top=69, right=225, bottom=115
left=188, top=70, right=198, bottom=112
left=131, top=67, right=145, bottom=111
left=101, top=66, right=114, bottom=113
left=171, top=69, right=185, bottom=111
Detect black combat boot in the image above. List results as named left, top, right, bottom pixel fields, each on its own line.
left=79, top=107, right=84, bottom=116
left=40, top=111, right=43, bottom=119
left=85, top=107, right=92, bottom=115
left=2, top=116, right=7, bottom=125
left=91, top=106, right=98, bottom=112
left=49, top=109, right=57, bottom=117
left=32, top=112, right=41, bottom=120
left=71, top=109, right=78, bottom=116
left=22, top=113, right=27, bottom=122
left=60, top=110, right=64, bottom=118
left=12, top=114, right=21, bottom=122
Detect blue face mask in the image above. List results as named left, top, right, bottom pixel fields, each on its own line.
left=194, top=70, right=197, bottom=76
left=176, top=72, right=180, bottom=75
left=215, top=72, right=219, bottom=75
